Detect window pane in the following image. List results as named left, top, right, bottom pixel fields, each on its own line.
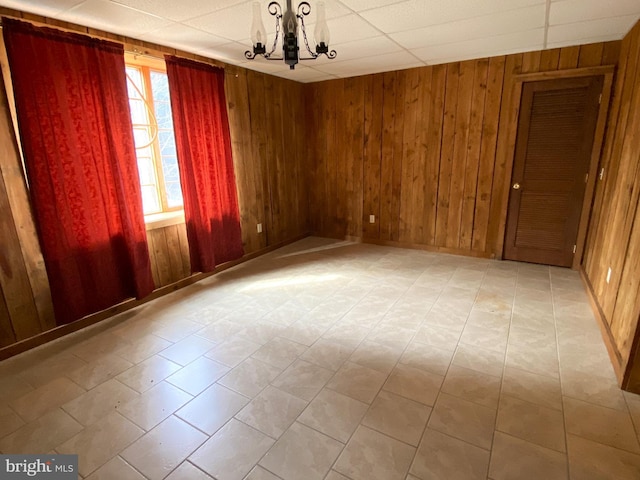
left=137, top=157, right=156, bottom=186
left=158, top=130, right=176, bottom=157
left=165, top=181, right=184, bottom=208
left=155, top=101, right=173, bottom=130
left=129, top=99, right=147, bottom=125
left=150, top=71, right=170, bottom=102
left=141, top=185, right=161, bottom=215
left=133, top=127, right=151, bottom=149
left=126, top=67, right=143, bottom=99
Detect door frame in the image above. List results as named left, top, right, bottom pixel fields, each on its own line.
left=496, top=65, right=615, bottom=269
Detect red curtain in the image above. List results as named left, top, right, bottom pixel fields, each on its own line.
left=165, top=56, right=243, bottom=273
left=3, top=19, right=155, bottom=325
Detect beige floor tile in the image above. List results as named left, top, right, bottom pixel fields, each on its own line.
left=502, top=366, right=562, bottom=411
left=70, top=333, right=131, bottom=363
left=113, top=334, right=172, bottom=364
left=235, top=386, right=307, bottom=438
left=0, top=408, right=83, bottom=454
left=496, top=395, right=566, bottom=452
left=489, top=431, right=568, bottom=480
left=57, top=411, right=144, bottom=477
left=0, top=404, right=25, bottom=439
left=251, top=337, right=307, bottom=369
left=116, top=355, right=182, bottom=393
left=506, top=343, right=559, bottom=378
left=62, top=378, right=139, bottom=426
left=153, top=319, right=203, bottom=343
left=297, top=388, right=368, bottom=443
left=121, top=415, right=207, bottom=480
left=176, top=383, right=249, bottom=435
left=441, top=365, right=501, bottom=409
left=325, top=471, right=350, bottom=480
left=366, top=325, right=414, bottom=350
left=428, top=393, right=496, bottom=450
left=300, top=339, right=353, bottom=371
left=245, top=465, right=281, bottom=479
left=560, top=369, right=628, bottom=411
left=205, top=337, right=262, bottom=367
left=165, top=462, right=213, bottom=480
left=410, top=428, right=490, bottom=480
left=218, top=357, right=282, bottom=398
left=349, top=341, right=402, bottom=374
left=118, top=381, right=192, bottom=431
left=564, top=397, right=640, bottom=453
left=272, top=359, right=334, bottom=401
left=383, top=364, right=443, bottom=406
left=66, top=354, right=133, bottom=390
left=259, top=422, right=343, bottom=480
left=334, top=425, right=415, bottom=480
left=459, top=323, right=509, bottom=354
left=399, top=342, right=453, bottom=377
left=280, top=321, right=326, bottom=346
left=362, top=390, right=431, bottom=446
left=237, top=321, right=284, bottom=345
left=158, top=335, right=216, bottom=366
left=84, top=456, right=145, bottom=480
left=10, top=377, right=86, bottom=422
left=326, top=362, right=387, bottom=404
left=165, top=357, right=229, bottom=395
left=190, top=418, right=274, bottom=480
left=0, top=374, right=34, bottom=404
left=452, top=343, right=505, bottom=378
left=567, top=434, right=640, bottom=480
left=413, top=325, right=460, bottom=352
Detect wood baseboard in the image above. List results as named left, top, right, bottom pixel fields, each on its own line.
left=0, top=232, right=310, bottom=361
left=578, top=267, right=625, bottom=386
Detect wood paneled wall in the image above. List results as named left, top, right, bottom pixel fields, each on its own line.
left=305, top=42, right=620, bottom=258
left=582, top=20, right=640, bottom=390
left=0, top=8, right=309, bottom=347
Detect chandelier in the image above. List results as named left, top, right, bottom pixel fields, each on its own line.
left=245, top=0, right=337, bottom=70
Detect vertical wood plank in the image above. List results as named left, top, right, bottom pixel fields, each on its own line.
left=412, top=67, right=433, bottom=245
left=176, top=222, right=191, bottom=275
left=0, top=290, right=16, bottom=347
left=362, top=76, right=383, bottom=240
left=435, top=62, right=460, bottom=246
left=380, top=72, right=397, bottom=241
left=578, top=42, right=605, bottom=67
left=539, top=48, right=560, bottom=71
left=558, top=46, right=580, bottom=69
left=459, top=59, right=489, bottom=251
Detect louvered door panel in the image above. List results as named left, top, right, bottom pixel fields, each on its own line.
left=504, top=76, right=603, bottom=267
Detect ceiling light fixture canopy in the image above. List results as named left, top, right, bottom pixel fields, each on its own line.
left=245, top=0, right=337, bottom=70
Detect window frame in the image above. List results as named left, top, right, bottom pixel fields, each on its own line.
left=124, top=53, right=183, bottom=217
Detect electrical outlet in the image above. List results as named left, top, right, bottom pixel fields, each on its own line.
left=369, top=215, right=375, bottom=224
left=257, top=223, right=263, bottom=233
left=606, top=267, right=612, bottom=284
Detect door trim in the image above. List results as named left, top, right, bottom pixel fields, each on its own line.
left=496, top=65, right=614, bottom=269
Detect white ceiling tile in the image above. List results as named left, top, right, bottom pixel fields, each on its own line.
left=63, top=0, right=172, bottom=36
left=270, top=65, right=338, bottom=82
left=0, top=0, right=83, bottom=16
left=330, top=35, right=403, bottom=61
left=184, top=3, right=259, bottom=42
left=140, top=23, right=230, bottom=52
left=197, top=41, right=252, bottom=64
left=323, top=13, right=382, bottom=44
left=337, top=0, right=411, bottom=13
left=550, top=0, right=640, bottom=26
left=361, top=0, right=545, bottom=33
left=546, top=35, right=623, bottom=49
left=311, top=49, right=423, bottom=75
left=547, top=14, right=637, bottom=44
left=411, top=28, right=544, bottom=63
left=390, top=5, right=545, bottom=49
left=109, top=0, right=244, bottom=22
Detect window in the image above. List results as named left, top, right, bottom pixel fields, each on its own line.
left=125, top=55, right=183, bottom=216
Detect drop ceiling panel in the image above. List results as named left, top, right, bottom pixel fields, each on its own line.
left=338, top=0, right=410, bottom=13
left=196, top=41, right=252, bottom=63
left=550, top=0, right=640, bottom=26
left=547, top=14, right=638, bottom=44
left=411, top=28, right=544, bottom=63
left=141, top=23, right=229, bottom=52
left=331, top=35, right=403, bottom=60
left=0, top=0, right=82, bottom=16
left=311, top=49, right=422, bottom=75
left=184, top=3, right=259, bottom=41
left=62, top=0, right=172, bottom=37
left=390, top=4, right=545, bottom=49
left=360, top=0, right=545, bottom=33
left=110, top=0, right=243, bottom=22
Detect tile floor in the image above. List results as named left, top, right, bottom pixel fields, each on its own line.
left=1, top=237, right=640, bottom=479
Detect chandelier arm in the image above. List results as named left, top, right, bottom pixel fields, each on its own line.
left=263, top=2, right=283, bottom=58
left=297, top=10, right=319, bottom=59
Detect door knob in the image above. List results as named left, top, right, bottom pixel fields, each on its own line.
left=513, top=183, right=521, bottom=190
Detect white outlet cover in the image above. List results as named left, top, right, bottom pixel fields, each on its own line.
left=606, top=267, right=612, bottom=284
left=369, top=215, right=375, bottom=223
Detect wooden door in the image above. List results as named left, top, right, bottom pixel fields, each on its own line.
left=504, top=76, right=603, bottom=267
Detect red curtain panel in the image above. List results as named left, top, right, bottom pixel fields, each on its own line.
left=2, top=19, right=155, bottom=325
left=165, top=56, right=243, bottom=273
